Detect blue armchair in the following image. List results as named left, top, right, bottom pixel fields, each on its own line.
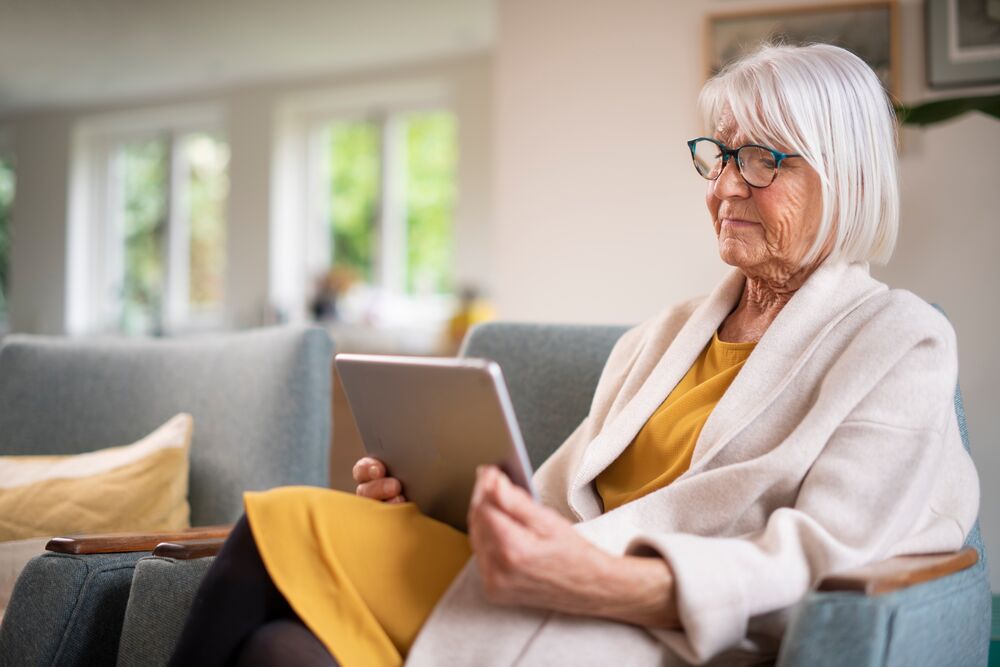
left=461, top=321, right=991, bottom=667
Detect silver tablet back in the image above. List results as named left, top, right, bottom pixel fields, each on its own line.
left=335, top=354, right=535, bottom=532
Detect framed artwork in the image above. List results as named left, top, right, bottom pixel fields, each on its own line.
left=926, top=0, right=1000, bottom=88
left=705, top=2, right=899, bottom=99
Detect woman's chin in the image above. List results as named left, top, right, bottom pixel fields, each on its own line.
left=717, top=240, right=762, bottom=272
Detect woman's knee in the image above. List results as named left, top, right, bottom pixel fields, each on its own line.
left=234, top=620, right=338, bottom=667
left=198, top=515, right=265, bottom=588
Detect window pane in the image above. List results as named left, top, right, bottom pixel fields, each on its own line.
left=0, top=155, right=14, bottom=322
left=328, top=121, right=379, bottom=283
left=404, top=111, right=456, bottom=294
left=120, top=138, right=168, bottom=335
left=182, top=133, right=229, bottom=310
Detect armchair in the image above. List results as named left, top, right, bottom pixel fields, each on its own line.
left=462, top=322, right=992, bottom=667
left=0, top=325, right=333, bottom=666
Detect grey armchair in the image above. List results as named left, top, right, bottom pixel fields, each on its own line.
left=463, top=322, right=991, bottom=667
left=462, top=322, right=991, bottom=667
left=0, top=325, right=334, bottom=666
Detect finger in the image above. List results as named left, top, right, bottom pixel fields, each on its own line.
left=352, top=457, right=386, bottom=483
left=474, top=502, right=531, bottom=562
left=470, top=465, right=491, bottom=509
left=483, top=467, right=562, bottom=535
left=356, top=477, right=401, bottom=500
left=386, top=494, right=407, bottom=504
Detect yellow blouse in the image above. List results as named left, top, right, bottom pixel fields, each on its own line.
left=595, top=332, right=756, bottom=512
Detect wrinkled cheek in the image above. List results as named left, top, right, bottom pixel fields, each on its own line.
left=760, top=221, right=788, bottom=254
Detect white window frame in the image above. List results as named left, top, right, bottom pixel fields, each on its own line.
left=0, top=128, right=13, bottom=333
left=67, top=104, right=227, bottom=336
left=271, top=79, right=455, bottom=324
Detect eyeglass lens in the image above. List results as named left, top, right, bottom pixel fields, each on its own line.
left=691, top=140, right=778, bottom=188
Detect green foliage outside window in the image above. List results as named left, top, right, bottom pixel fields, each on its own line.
left=0, top=156, right=13, bottom=321
left=405, top=112, right=456, bottom=294
left=184, top=134, right=229, bottom=308
left=326, top=111, right=457, bottom=295
left=328, top=122, right=379, bottom=283
left=120, top=138, right=168, bottom=335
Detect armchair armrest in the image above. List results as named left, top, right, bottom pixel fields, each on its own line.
left=153, top=537, right=227, bottom=560
left=817, top=547, right=978, bottom=595
left=45, top=525, right=232, bottom=555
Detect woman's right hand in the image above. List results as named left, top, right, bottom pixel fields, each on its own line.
left=352, top=456, right=407, bottom=503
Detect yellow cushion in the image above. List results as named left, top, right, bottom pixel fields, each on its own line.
left=0, top=414, right=193, bottom=541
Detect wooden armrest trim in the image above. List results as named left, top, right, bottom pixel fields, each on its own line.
left=817, top=547, right=978, bottom=596
left=153, top=538, right=227, bottom=560
left=45, top=525, right=233, bottom=555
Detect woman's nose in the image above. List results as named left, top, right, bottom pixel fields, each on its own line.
left=712, top=157, right=750, bottom=199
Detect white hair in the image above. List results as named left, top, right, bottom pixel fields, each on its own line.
left=699, top=43, right=899, bottom=266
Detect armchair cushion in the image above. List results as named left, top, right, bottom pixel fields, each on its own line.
left=0, top=414, right=192, bottom=541
left=0, top=551, right=148, bottom=666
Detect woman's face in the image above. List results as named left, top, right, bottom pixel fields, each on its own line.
left=705, top=111, right=827, bottom=286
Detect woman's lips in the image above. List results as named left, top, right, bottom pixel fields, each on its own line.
left=720, top=217, right=759, bottom=228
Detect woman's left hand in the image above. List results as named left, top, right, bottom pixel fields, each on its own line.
left=467, top=465, right=680, bottom=628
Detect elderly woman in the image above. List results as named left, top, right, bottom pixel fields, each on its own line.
left=169, top=43, right=979, bottom=667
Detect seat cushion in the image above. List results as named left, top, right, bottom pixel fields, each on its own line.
left=0, top=414, right=192, bottom=541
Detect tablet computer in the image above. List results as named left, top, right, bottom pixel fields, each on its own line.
left=335, top=353, right=536, bottom=531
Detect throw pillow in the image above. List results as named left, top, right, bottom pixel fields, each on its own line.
left=0, top=413, right=193, bottom=542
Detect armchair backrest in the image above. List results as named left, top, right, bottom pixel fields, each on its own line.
left=953, top=386, right=987, bottom=563
left=460, top=321, right=628, bottom=470
left=0, top=325, right=333, bottom=525
left=461, top=320, right=984, bottom=560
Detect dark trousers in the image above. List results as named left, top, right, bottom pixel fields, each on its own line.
left=168, top=515, right=339, bottom=667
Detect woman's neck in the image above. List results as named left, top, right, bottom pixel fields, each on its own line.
left=717, top=271, right=809, bottom=343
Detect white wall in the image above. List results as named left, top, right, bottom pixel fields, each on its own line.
left=493, top=0, right=1000, bottom=590
left=493, top=0, right=722, bottom=325
left=4, top=113, right=72, bottom=334
left=3, top=52, right=493, bottom=333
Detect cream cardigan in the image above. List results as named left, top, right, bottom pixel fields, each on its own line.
left=407, top=260, right=980, bottom=666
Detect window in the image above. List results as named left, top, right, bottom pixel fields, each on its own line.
left=321, top=111, right=457, bottom=295
left=68, top=108, right=228, bottom=336
left=116, top=133, right=228, bottom=334
left=271, top=81, right=459, bottom=327
left=0, top=154, right=13, bottom=328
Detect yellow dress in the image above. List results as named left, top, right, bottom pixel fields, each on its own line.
left=244, top=332, right=755, bottom=666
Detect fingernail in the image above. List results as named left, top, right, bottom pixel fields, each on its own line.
left=369, top=466, right=379, bottom=478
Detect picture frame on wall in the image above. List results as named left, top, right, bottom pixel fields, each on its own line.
left=705, top=2, right=899, bottom=100
left=926, top=0, right=1000, bottom=88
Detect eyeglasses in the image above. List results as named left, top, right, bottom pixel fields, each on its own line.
left=687, top=137, right=801, bottom=188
